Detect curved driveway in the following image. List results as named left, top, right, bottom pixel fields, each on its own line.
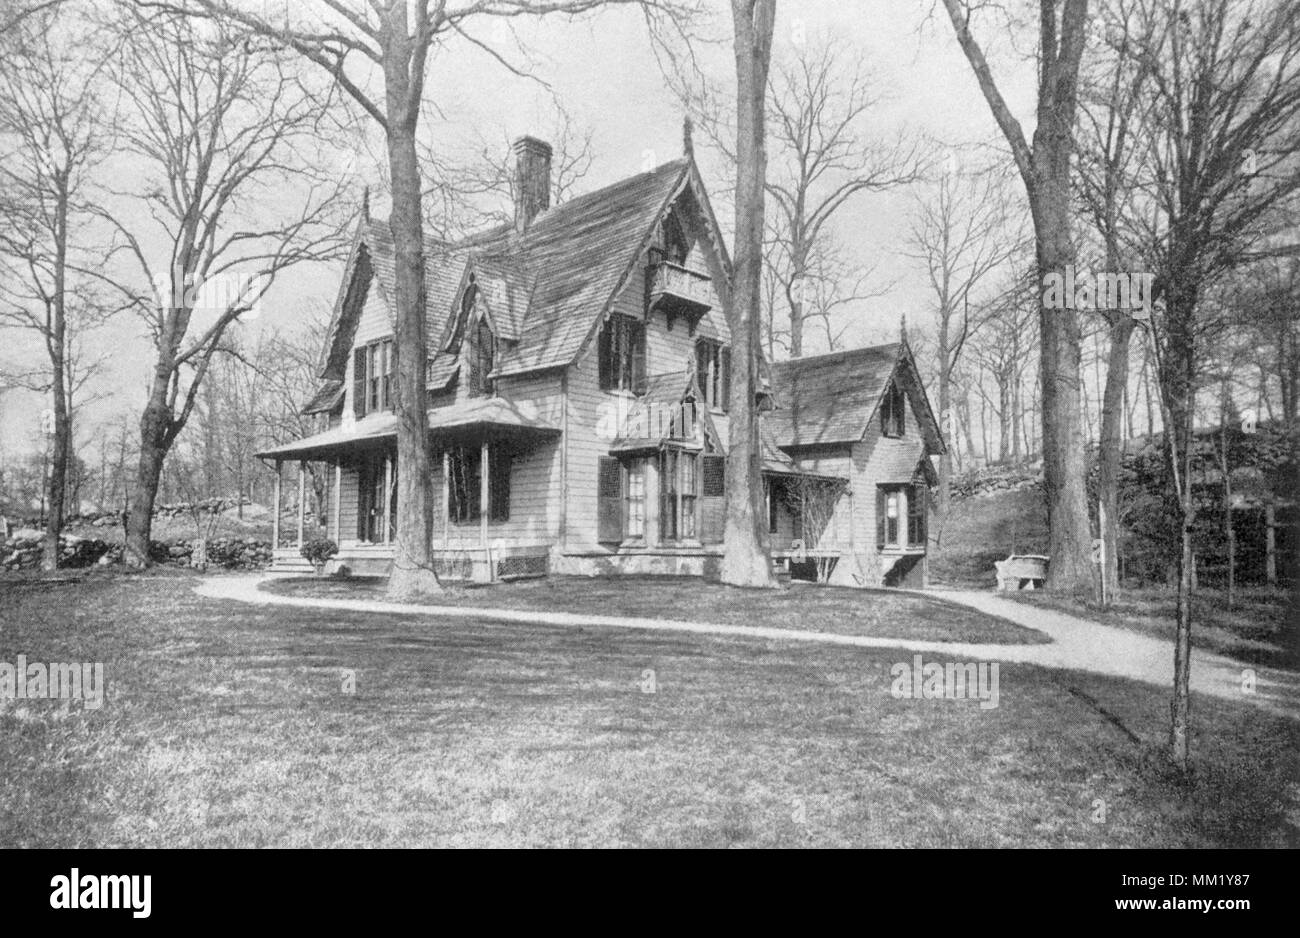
left=195, top=575, right=1299, bottom=720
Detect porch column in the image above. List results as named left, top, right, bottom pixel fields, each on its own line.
left=480, top=438, right=491, bottom=579
left=441, top=450, right=450, bottom=549
left=296, top=461, right=306, bottom=549
left=332, top=462, right=342, bottom=542
left=382, top=453, right=393, bottom=543
left=271, top=459, right=282, bottom=548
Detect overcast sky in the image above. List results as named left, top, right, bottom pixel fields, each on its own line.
left=0, top=0, right=1038, bottom=462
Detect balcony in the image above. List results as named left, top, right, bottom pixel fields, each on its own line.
left=646, top=258, right=714, bottom=333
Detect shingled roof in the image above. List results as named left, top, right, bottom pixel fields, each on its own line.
left=314, top=157, right=709, bottom=406
left=766, top=342, right=945, bottom=453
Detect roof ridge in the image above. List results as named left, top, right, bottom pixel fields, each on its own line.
left=772, top=342, right=900, bottom=369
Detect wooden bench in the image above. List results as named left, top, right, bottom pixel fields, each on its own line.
left=994, top=554, right=1049, bottom=591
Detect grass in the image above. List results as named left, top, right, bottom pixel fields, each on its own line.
left=1, top=569, right=1297, bottom=848
left=1004, top=586, right=1300, bottom=670
left=262, top=574, right=1048, bottom=645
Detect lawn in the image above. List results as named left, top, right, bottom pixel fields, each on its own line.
left=262, top=574, right=1048, bottom=645
left=1, top=570, right=1296, bottom=848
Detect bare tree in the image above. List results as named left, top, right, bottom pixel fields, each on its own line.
left=184, top=0, right=698, bottom=599
left=0, top=5, right=116, bottom=569
left=98, top=7, right=346, bottom=567
left=906, top=166, right=1025, bottom=516
left=761, top=36, right=926, bottom=357
left=1124, top=0, right=1300, bottom=770
left=940, top=0, right=1097, bottom=594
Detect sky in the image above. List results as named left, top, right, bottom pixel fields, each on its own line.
left=0, top=0, right=1039, bottom=463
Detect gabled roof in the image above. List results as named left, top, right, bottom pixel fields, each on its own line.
left=314, top=156, right=724, bottom=402
left=766, top=342, right=946, bottom=453
left=610, top=370, right=722, bottom=453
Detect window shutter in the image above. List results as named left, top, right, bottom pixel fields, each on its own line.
left=597, top=457, right=622, bottom=543
left=598, top=320, right=612, bottom=390
left=719, top=346, right=731, bottom=411
left=876, top=487, right=886, bottom=549
left=702, top=455, right=725, bottom=497
left=701, top=454, right=725, bottom=544
left=909, top=484, right=927, bottom=548
left=490, top=447, right=510, bottom=521
left=695, top=341, right=709, bottom=396
left=631, top=320, right=647, bottom=394
left=353, top=347, right=367, bottom=418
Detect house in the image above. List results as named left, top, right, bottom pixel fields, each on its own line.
left=257, top=137, right=945, bottom=588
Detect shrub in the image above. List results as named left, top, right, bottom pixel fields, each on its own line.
left=300, top=538, right=338, bottom=568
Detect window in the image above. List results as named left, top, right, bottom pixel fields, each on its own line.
left=470, top=317, right=495, bottom=397
left=877, top=484, right=927, bottom=549
left=353, top=338, right=393, bottom=418
left=625, top=459, right=646, bottom=540
left=447, top=445, right=510, bottom=524
left=881, top=380, right=905, bottom=437
left=695, top=339, right=730, bottom=411
left=598, top=314, right=646, bottom=393
left=659, top=449, right=697, bottom=542
left=702, top=453, right=725, bottom=544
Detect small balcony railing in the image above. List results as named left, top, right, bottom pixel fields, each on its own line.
left=647, top=258, right=714, bottom=330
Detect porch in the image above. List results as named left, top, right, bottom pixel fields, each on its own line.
left=257, top=398, right=560, bottom=583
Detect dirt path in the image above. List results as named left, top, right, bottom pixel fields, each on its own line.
left=195, top=575, right=1300, bottom=720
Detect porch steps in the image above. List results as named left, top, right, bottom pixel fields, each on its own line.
left=269, top=550, right=315, bottom=574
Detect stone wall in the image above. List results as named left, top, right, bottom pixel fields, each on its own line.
left=1, top=532, right=273, bottom=572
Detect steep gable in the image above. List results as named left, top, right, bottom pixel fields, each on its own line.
left=767, top=343, right=945, bottom=453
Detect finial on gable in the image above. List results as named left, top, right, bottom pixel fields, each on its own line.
left=683, top=115, right=694, bottom=159
left=900, top=314, right=908, bottom=346
left=361, top=186, right=371, bottom=223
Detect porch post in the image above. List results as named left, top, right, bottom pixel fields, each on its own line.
left=271, top=459, right=282, bottom=548
left=382, top=453, right=393, bottom=543
left=480, top=438, right=491, bottom=579
left=332, top=461, right=342, bottom=542
left=441, top=449, right=450, bottom=549
left=296, top=461, right=306, bottom=549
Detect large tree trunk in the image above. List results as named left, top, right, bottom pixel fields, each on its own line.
left=382, top=21, right=440, bottom=600
left=719, top=0, right=778, bottom=589
left=1031, top=165, right=1096, bottom=596
left=1097, top=315, right=1134, bottom=601
left=41, top=188, right=70, bottom=573
left=123, top=384, right=171, bottom=567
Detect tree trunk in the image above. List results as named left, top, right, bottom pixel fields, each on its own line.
left=382, top=29, right=441, bottom=600
left=1097, top=315, right=1134, bottom=602
left=124, top=387, right=171, bottom=567
left=720, top=0, right=778, bottom=589
left=1032, top=182, right=1096, bottom=596
left=41, top=185, right=70, bottom=573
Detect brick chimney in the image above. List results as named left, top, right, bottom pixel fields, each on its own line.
left=512, top=136, right=552, bottom=233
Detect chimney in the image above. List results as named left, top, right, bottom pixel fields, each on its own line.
left=512, top=136, right=552, bottom=233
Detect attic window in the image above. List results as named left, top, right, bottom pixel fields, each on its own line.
left=470, top=317, right=495, bottom=397
left=881, top=380, right=905, bottom=438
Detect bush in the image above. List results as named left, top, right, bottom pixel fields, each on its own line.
left=300, top=538, right=338, bottom=568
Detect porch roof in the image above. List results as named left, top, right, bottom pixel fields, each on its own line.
left=255, top=398, right=559, bottom=461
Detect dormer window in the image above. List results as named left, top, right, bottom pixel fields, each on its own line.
left=881, top=379, right=905, bottom=438
left=470, top=316, right=495, bottom=397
